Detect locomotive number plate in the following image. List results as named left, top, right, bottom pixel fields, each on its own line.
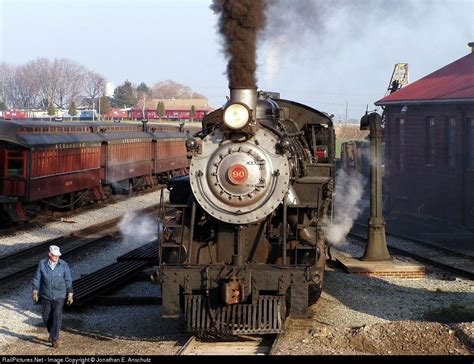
left=228, top=164, right=248, bottom=185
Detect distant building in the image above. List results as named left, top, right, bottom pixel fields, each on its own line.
left=376, top=43, right=474, bottom=229
left=131, top=98, right=213, bottom=121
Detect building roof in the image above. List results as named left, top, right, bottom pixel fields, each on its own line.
left=376, top=52, right=474, bottom=105
left=134, top=98, right=213, bottom=111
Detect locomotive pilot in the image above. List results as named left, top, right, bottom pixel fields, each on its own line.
left=32, top=245, right=73, bottom=348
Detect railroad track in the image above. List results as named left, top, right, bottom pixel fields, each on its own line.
left=68, top=207, right=179, bottom=306
left=0, top=184, right=168, bottom=235
left=349, top=222, right=474, bottom=279
left=177, top=334, right=281, bottom=355
left=0, top=204, right=160, bottom=290
left=70, top=241, right=160, bottom=306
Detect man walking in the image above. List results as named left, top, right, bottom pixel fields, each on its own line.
left=32, top=245, right=73, bottom=348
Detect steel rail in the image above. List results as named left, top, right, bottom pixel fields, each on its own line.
left=353, top=221, right=474, bottom=259
left=349, top=225, right=474, bottom=280
left=70, top=241, right=159, bottom=306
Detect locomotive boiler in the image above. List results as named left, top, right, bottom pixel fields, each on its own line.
left=154, top=88, right=335, bottom=334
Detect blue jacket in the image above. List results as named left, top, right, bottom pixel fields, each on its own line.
left=32, top=259, right=73, bottom=300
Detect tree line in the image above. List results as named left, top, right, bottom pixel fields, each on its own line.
left=0, top=58, right=206, bottom=114
left=0, top=58, right=105, bottom=111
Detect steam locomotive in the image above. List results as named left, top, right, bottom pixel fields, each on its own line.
left=154, top=88, right=335, bottom=334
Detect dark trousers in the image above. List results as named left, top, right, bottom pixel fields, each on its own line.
left=41, top=298, right=64, bottom=341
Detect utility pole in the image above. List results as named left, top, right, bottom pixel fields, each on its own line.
left=345, top=100, right=348, bottom=124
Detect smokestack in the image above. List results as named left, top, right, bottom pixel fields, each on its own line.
left=469, top=42, right=474, bottom=53
left=229, top=87, right=257, bottom=120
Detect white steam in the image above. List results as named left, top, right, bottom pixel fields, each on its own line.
left=262, top=35, right=289, bottom=86
left=323, top=169, right=365, bottom=246
left=118, top=211, right=159, bottom=243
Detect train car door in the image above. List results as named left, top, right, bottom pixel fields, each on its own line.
left=100, top=142, right=108, bottom=182
left=3, top=149, right=26, bottom=197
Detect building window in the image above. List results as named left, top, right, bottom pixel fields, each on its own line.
left=469, top=118, right=474, bottom=170
left=446, top=118, right=455, bottom=168
left=425, top=117, right=435, bottom=165
left=397, top=118, right=405, bottom=171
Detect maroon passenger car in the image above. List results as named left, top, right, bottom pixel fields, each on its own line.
left=0, top=120, right=190, bottom=222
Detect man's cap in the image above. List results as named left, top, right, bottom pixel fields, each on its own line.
left=49, top=245, right=62, bottom=257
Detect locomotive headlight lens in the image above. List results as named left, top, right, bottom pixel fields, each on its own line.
left=223, top=103, right=250, bottom=130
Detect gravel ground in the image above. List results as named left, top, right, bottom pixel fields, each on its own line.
left=0, top=190, right=178, bottom=354
left=0, top=217, right=473, bottom=356
left=273, top=240, right=474, bottom=355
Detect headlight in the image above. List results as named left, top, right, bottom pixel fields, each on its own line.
left=223, top=103, right=250, bottom=130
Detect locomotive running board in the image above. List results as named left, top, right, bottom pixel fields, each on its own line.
left=184, top=294, right=285, bottom=335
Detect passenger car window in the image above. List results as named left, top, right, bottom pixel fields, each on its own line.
left=7, top=158, right=23, bottom=177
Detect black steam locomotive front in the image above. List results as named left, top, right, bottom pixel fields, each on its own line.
left=154, top=88, right=335, bottom=334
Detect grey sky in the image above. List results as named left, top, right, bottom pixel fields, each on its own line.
left=1, top=0, right=473, bottom=120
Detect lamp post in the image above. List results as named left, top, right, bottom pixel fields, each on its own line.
left=360, top=111, right=391, bottom=261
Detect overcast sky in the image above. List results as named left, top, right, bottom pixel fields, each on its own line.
left=1, top=0, right=473, bottom=120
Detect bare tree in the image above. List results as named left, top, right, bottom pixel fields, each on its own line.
left=152, top=80, right=206, bottom=99
left=14, top=64, right=40, bottom=109
left=54, top=58, right=86, bottom=109
left=83, top=70, right=106, bottom=109
left=0, top=58, right=104, bottom=112
left=136, top=82, right=151, bottom=119
left=30, top=58, right=59, bottom=109
left=0, top=62, right=12, bottom=107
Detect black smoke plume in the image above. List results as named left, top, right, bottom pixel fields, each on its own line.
left=211, top=0, right=268, bottom=88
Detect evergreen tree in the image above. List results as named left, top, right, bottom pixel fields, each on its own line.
left=190, top=105, right=196, bottom=122
left=156, top=101, right=165, bottom=120
left=100, top=96, right=111, bottom=117
left=112, top=80, right=137, bottom=108
left=47, top=102, right=56, bottom=121
left=0, top=99, right=7, bottom=111
left=136, top=82, right=150, bottom=95
left=68, top=101, right=77, bottom=120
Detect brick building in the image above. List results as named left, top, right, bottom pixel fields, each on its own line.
left=375, top=44, right=474, bottom=229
